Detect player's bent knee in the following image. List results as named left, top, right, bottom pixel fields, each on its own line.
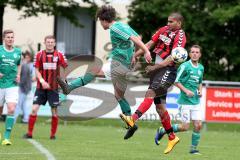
left=8, top=111, right=14, bottom=115
left=31, top=109, right=38, bottom=115
left=194, top=123, right=202, bottom=132
left=155, top=103, right=166, bottom=115
left=196, top=124, right=202, bottom=131
left=7, top=108, right=15, bottom=115
left=114, top=95, right=124, bottom=101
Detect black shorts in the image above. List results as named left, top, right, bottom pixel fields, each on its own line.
left=148, top=66, right=177, bottom=104
left=33, top=89, right=59, bottom=107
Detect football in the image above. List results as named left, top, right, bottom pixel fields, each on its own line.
left=171, top=47, right=188, bottom=63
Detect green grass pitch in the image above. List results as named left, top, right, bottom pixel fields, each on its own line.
left=0, top=118, right=239, bottom=160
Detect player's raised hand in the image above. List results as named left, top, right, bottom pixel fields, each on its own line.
left=144, top=51, right=152, bottom=63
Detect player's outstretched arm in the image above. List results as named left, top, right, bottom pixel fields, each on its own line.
left=145, top=55, right=173, bottom=74
left=130, top=36, right=152, bottom=64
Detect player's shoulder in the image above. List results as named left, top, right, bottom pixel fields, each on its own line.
left=111, top=21, right=130, bottom=30
left=157, top=26, right=168, bottom=32
left=56, top=50, right=65, bottom=56
left=115, top=21, right=128, bottom=27
left=35, top=50, right=46, bottom=58
left=159, top=25, right=168, bottom=30
left=198, top=63, right=204, bottom=70
left=177, top=61, right=188, bottom=71
left=183, top=60, right=194, bottom=70
left=181, top=60, right=191, bottom=67
left=152, top=26, right=168, bottom=37
left=178, top=28, right=185, bottom=32
left=176, top=28, right=185, bottom=36
left=111, top=21, right=122, bottom=29
left=13, top=46, right=21, bottom=54
left=36, top=50, right=44, bottom=55
left=115, top=21, right=123, bottom=25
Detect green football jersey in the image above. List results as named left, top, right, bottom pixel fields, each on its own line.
left=0, top=45, right=21, bottom=88
left=175, top=60, right=204, bottom=105
left=110, top=21, right=138, bottom=67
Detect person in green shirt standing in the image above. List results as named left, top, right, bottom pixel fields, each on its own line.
left=57, top=5, right=151, bottom=120
left=155, top=45, right=204, bottom=154
left=0, top=29, right=22, bottom=145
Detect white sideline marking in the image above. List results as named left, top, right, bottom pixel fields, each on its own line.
left=27, top=139, right=56, bottom=160
left=0, top=152, right=34, bottom=155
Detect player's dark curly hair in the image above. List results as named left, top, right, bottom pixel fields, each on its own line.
left=96, top=5, right=116, bottom=22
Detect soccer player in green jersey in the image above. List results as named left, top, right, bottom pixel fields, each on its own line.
left=0, top=29, right=22, bottom=145
left=57, top=5, right=151, bottom=118
left=155, top=45, right=204, bottom=154
left=96, top=5, right=151, bottom=117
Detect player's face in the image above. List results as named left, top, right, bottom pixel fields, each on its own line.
left=189, top=47, right=201, bottom=62
left=167, top=16, right=181, bottom=31
left=100, top=20, right=110, bottom=30
left=3, top=33, right=14, bottom=48
left=44, top=38, right=56, bottom=52
left=25, top=55, right=31, bottom=63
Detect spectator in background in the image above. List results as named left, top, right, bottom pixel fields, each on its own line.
left=14, top=51, right=36, bottom=123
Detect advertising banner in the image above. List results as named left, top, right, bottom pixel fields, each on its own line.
left=205, top=87, right=240, bottom=122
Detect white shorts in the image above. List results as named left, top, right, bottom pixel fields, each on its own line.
left=0, top=87, right=19, bottom=106
left=102, top=61, right=112, bottom=80
left=179, top=104, right=202, bottom=123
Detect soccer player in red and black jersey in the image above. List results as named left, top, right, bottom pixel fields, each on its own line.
left=24, top=35, right=68, bottom=139
left=120, top=12, right=186, bottom=154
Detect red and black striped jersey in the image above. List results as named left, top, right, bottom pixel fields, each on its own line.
left=151, top=26, right=186, bottom=59
left=34, top=50, right=68, bottom=90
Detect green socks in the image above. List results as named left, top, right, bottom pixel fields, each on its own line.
left=69, top=73, right=95, bottom=90
left=191, top=131, right=200, bottom=149
left=4, top=115, right=14, bottom=140
left=158, top=124, right=179, bottom=134
left=118, top=98, right=131, bottom=116
left=172, top=124, right=179, bottom=132
left=157, top=125, right=201, bottom=150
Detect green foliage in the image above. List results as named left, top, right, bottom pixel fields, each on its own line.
left=128, top=0, right=240, bottom=81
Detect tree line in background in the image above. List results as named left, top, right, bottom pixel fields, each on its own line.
left=0, top=0, right=239, bottom=81
left=128, top=0, right=240, bottom=81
